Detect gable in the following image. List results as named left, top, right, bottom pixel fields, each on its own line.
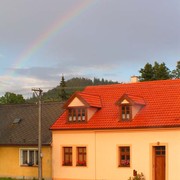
left=68, top=97, right=85, bottom=107
left=121, top=99, right=130, bottom=104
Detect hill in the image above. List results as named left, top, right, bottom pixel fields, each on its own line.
left=27, top=77, right=119, bottom=103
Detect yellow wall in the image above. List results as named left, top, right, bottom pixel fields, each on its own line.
left=0, top=145, right=52, bottom=180
left=52, top=128, right=180, bottom=180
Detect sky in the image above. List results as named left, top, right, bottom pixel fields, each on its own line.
left=0, top=0, right=180, bottom=98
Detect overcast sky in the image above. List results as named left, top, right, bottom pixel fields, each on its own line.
left=0, top=0, right=180, bottom=97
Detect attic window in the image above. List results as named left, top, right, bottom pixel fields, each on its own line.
left=68, top=108, right=87, bottom=122
left=13, top=118, right=22, bottom=124
left=121, top=105, right=132, bottom=120
left=116, top=94, right=145, bottom=121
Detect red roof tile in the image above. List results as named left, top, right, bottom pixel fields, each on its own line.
left=116, top=94, right=146, bottom=105
left=77, top=92, right=102, bottom=108
left=126, top=94, right=146, bottom=105
left=63, top=92, right=102, bottom=108
left=51, top=79, right=180, bottom=130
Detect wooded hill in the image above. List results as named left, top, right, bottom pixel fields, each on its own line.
left=27, top=77, right=119, bottom=103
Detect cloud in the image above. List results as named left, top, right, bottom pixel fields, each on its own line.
left=0, top=0, right=179, bottom=97
left=0, top=74, right=58, bottom=98
left=12, top=62, right=120, bottom=82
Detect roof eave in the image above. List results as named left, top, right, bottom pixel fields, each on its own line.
left=51, top=125, right=180, bottom=131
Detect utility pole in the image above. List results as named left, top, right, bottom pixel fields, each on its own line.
left=32, top=88, right=43, bottom=180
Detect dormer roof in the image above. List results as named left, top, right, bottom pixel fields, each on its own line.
left=116, top=94, right=146, bottom=105
left=63, top=92, right=102, bottom=108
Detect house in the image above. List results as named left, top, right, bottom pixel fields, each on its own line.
left=0, top=102, right=64, bottom=180
left=51, top=79, right=180, bottom=180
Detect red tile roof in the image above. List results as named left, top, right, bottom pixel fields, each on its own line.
left=51, top=79, right=180, bottom=130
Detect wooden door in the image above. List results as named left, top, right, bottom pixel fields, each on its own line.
left=154, top=146, right=166, bottom=180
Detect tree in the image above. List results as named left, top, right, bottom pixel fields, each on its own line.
left=171, top=61, right=180, bottom=79
left=93, top=77, right=101, bottom=85
left=59, top=75, right=67, bottom=101
left=139, top=63, right=154, bottom=81
left=153, top=62, right=171, bottom=80
left=0, top=92, right=25, bottom=104
left=139, top=61, right=171, bottom=81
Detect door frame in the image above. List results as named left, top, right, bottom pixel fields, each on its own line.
left=150, top=143, right=168, bottom=180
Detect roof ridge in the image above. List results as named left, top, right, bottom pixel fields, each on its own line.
left=78, top=92, right=101, bottom=97
left=84, top=79, right=180, bottom=90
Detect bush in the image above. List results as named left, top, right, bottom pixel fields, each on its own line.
left=128, top=170, right=145, bottom=180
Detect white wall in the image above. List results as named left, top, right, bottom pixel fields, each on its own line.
left=52, top=128, right=180, bottom=180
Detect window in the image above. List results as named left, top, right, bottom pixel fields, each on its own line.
left=68, top=108, right=87, bottom=122
left=119, top=146, right=130, bottom=167
left=77, top=147, right=87, bottom=166
left=20, top=149, right=38, bottom=166
left=63, top=147, right=72, bottom=166
left=121, top=105, right=131, bottom=120
left=155, top=146, right=165, bottom=156
left=13, top=118, right=22, bottom=124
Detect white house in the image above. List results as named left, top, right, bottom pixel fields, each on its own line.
left=51, top=79, right=180, bottom=180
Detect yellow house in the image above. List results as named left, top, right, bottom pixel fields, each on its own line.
left=51, top=79, right=180, bottom=180
left=0, top=102, right=63, bottom=180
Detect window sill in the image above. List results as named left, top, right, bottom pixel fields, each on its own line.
left=20, top=164, right=38, bottom=167
left=76, top=165, right=87, bottom=167
left=118, top=165, right=130, bottom=168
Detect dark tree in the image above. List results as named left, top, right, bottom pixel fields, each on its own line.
left=93, top=77, right=101, bottom=85
left=139, top=63, right=154, bottom=81
left=139, top=61, right=171, bottom=81
left=171, top=61, right=180, bottom=79
left=0, top=92, right=25, bottom=104
left=59, top=75, right=67, bottom=101
left=153, top=62, right=171, bottom=80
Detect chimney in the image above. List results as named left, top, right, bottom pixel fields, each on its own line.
left=130, top=76, right=139, bottom=83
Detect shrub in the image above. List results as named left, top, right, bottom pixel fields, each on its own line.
left=128, top=170, right=145, bottom=180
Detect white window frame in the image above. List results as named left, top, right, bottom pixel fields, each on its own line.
left=19, top=148, right=38, bottom=166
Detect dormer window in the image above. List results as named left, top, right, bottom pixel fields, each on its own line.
left=63, top=92, right=102, bottom=123
left=121, top=105, right=132, bottom=120
left=116, top=94, right=145, bottom=122
left=68, top=108, right=87, bottom=122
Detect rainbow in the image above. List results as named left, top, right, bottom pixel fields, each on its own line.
left=13, top=0, right=96, bottom=70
